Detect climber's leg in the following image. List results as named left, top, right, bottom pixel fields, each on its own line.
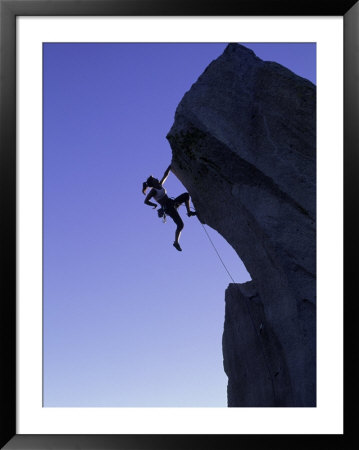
left=166, top=208, right=184, bottom=251
left=173, top=192, right=196, bottom=216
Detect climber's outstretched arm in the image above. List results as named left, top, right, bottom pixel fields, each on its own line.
left=144, top=189, right=157, bottom=208
left=160, top=165, right=171, bottom=186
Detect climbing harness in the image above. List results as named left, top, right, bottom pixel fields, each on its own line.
left=157, top=197, right=177, bottom=224
left=157, top=207, right=167, bottom=223
left=199, top=220, right=278, bottom=404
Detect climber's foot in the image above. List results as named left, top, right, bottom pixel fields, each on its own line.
left=187, top=211, right=197, bottom=217
left=173, top=242, right=182, bottom=251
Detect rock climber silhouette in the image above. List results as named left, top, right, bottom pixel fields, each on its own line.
left=142, top=165, right=197, bottom=251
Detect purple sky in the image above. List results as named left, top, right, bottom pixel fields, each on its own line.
left=43, top=43, right=316, bottom=407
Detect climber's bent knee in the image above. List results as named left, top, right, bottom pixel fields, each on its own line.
left=174, top=192, right=190, bottom=204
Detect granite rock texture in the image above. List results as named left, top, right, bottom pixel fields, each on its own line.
left=167, top=43, right=316, bottom=406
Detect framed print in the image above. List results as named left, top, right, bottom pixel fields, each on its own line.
left=1, top=0, right=356, bottom=448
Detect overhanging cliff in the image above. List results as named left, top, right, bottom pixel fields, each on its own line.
left=167, top=43, right=316, bottom=406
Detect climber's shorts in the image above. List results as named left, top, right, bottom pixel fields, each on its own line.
left=162, top=193, right=190, bottom=229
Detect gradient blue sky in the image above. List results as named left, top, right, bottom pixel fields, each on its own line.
left=43, top=43, right=316, bottom=407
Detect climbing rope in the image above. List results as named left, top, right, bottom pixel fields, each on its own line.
left=199, top=220, right=278, bottom=403
left=199, top=222, right=236, bottom=283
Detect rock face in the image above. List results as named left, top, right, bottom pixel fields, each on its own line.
left=167, top=44, right=316, bottom=406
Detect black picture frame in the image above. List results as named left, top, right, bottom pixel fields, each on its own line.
left=1, top=1, right=357, bottom=448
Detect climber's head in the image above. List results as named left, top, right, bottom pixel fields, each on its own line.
left=142, top=175, right=158, bottom=194
left=142, top=181, right=148, bottom=195
left=146, top=175, right=159, bottom=188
